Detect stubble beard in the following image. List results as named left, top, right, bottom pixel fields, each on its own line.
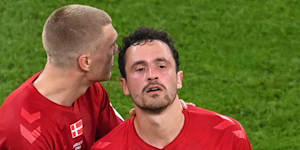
left=133, top=90, right=177, bottom=114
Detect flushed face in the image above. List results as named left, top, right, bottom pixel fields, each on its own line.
left=90, top=23, right=118, bottom=82
left=121, top=40, right=182, bottom=113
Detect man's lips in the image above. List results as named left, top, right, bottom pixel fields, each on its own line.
left=143, top=83, right=165, bottom=93
left=146, top=86, right=162, bottom=93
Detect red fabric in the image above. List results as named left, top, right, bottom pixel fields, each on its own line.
left=0, top=73, right=122, bottom=150
left=91, top=106, right=252, bottom=150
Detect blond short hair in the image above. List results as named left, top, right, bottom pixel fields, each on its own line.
left=42, top=4, right=112, bottom=67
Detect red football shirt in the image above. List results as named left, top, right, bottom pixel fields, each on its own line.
left=91, top=106, right=252, bottom=150
left=0, top=73, right=123, bottom=150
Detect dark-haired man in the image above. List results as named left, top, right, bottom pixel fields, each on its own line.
left=91, top=27, right=253, bottom=150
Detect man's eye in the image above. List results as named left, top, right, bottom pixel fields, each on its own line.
left=136, top=68, right=144, bottom=71
left=159, top=65, right=166, bottom=69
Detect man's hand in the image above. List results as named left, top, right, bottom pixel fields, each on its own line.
left=179, top=99, right=195, bottom=109
left=129, top=108, right=136, bottom=116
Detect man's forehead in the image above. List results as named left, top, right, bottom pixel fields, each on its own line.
left=128, top=40, right=171, bottom=56
left=111, top=26, right=118, bottom=40
left=129, top=41, right=170, bottom=55
left=125, top=40, right=174, bottom=66
left=103, top=24, right=117, bottom=39
left=93, top=24, right=117, bottom=50
left=131, top=57, right=170, bottom=66
left=130, top=40, right=168, bottom=50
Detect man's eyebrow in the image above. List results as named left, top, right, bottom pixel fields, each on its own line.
left=130, top=60, right=147, bottom=68
left=154, top=57, right=171, bottom=64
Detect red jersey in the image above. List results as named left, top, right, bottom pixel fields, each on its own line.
left=0, top=73, right=123, bottom=150
left=91, top=106, right=252, bottom=150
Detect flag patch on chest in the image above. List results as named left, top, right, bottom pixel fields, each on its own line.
left=70, top=119, right=83, bottom=138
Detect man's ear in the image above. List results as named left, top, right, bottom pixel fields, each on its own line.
left=120, top=77, right=130, bottom=95
left=78, top=54, right=91, bottom=71
left=177, top=71, right=183, bottom=89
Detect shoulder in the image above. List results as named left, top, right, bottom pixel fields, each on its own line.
left=87, top=82, right=109, bottom=100
left=0, top=75, right=39, bottom=130
left=186, top=106, right=243, bottom=129
left=1, top=73, right=41, bottom=108
left=91, top=118, right=133, bottom=150
left=186, top=106, right=248, bottom=137
left=0, top=73, right=59, bottom=149
left=83, top=82, right=110, bottom=106
left=185, top=106, right=252, bottom=149
left=89, top=82, right=107, bottom=94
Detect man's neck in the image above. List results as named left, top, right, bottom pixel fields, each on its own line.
left=134, top=99, right=185, bottom=149
left=33, top=63, right=91, bottom=106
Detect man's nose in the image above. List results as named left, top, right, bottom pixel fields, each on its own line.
left=113, top=45, right=119, bottom=54
left=147, top=67, right=159, bottom=81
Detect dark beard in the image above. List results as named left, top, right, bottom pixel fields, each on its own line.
left=136, top=93, right=176, bottom=114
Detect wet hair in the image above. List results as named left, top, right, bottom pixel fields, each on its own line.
left=42, top=4, right=111, bottom=67
left=118, top=27, right=179, bottom=78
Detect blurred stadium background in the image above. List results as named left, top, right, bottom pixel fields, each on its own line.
left=0, top=0, right=299, bottom=149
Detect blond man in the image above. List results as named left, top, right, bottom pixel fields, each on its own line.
left=0, top=5, right=123, bottom=150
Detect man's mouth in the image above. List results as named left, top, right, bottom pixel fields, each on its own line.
left=146, top=86, right=162, bottom=93
left=143, top=82, right=166, bottom=94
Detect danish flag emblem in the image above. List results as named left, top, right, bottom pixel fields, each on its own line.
left=70, top=119, right=83, bottom=138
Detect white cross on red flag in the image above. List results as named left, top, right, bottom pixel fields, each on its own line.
left=70, top=119, right=83, bottom=138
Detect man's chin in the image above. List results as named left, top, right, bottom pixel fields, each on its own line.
left=98, top=72, right=112, bottom=82
left=137, top=103, right=170, bottom=114
left=141, top=107, right=167, bottom=114
left=135, top=94, right=176, bottom=114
